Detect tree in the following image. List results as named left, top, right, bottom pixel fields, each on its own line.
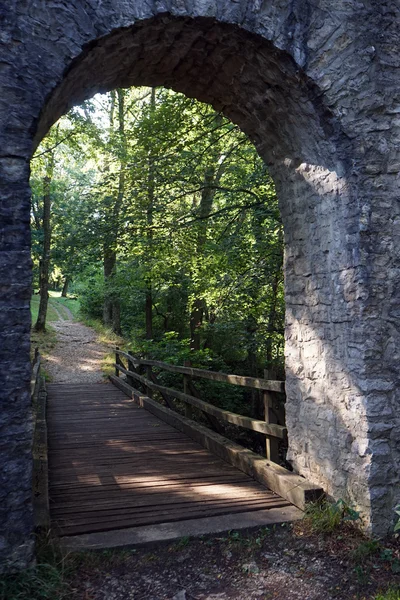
left=33, top=85, right=285, bottom=376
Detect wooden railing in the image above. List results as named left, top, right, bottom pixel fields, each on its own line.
left=31, top=347, right=41, bottom=400
left=113, top=348, right=286, bottom=463
left=31, top=348, right=50, bottom=529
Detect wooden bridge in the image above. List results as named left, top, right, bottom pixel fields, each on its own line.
left=33, top=352, right=321, bottom=549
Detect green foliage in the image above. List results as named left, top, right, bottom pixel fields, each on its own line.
left=0, top=563, right=68, bottom=600
left=131, top=331, right=212, bottom=367
left=305, top=499, right=360, bottom=534
left=168, top=536, right=191, bottom=552
left=75, top=271, right=105, bottom=320
left=394, top=504, right=400, bottom=532
left=374, top=589, right=400, bottom=600
left=31, top=85, right=286, bottom=417
left=0, top=534, right=69, bottom=600
left=351, top=539, right=380, bottom=563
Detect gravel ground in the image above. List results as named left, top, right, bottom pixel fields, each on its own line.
left=44, top=306, right=110, bottom=383
left=68, top=524, right=400, bottom=600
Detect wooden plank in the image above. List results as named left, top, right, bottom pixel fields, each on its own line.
left=113, top=366, right=287, bottom=439
left=55, top=501, right=291, bottom=536
left=48, top=475, right=255, bottom=496
left=49, top=469, right=244, bottom=490
left=51, top=488, right=280, bottom=514
left=115, top=350, right=285, bottom=392
left=47, top=382, right=298, bottom=539
left=53, top=497, right=289, bottom=524
left=117, top=383, right=324, bottom=511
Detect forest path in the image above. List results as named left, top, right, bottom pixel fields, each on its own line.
left=44, top=300, right=110, bottom=384
left=48, top=297, right=75, bottom=322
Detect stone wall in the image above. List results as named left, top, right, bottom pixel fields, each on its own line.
left=0, top=0, right=398, bottom=570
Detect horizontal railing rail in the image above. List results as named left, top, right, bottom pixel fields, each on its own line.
left=115, top=349, right=285, bottom=393
left=113, top=348, right=286, bottom=462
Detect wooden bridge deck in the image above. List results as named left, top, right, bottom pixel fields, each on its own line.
left=47, top=383, right=295, bottom=539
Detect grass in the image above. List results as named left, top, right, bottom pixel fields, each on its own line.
left=0, top=563, right=68, bottom=600
left=303, top=499, right=360, bottom=534
left=374, top=589, right=400, bottom=600
left=69, top=549, right=134, bottom=571
left=49, top=292, right=81, bottom=320
left=168, top=536, right=190, bottom=552
left=30, top=296, right=59, bottom=323
left=30, top=302, right=57, bottom=381
left=0, top=534, right=70, bottom=600
left=0, top=536, right=138, bottom=600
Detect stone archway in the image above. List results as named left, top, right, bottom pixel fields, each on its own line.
left=1, top=1, right=399, bottom=570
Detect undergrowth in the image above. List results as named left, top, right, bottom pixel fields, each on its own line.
left=0, top=533, right=70, bottom=600
left=304, top=498, right=360, bottom=534
left=374, top=589, right=400, bottom=600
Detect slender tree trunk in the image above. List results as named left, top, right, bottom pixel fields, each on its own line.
left=103, top=249, right=116, bottom=326
left=61, top=277, right=69, bottom=297
left=34, top=149, right=55, bottom=332
left=145, top=87, right=156, bottom=340
left=145, top=286, right=153, bottom=340
left=103, top=89, right=125, bottom=335
left=190, top=298, right=204, bottom=351
left=189, top=119, right=225, bottom=350
left=265, top=226, right=283, bottom=367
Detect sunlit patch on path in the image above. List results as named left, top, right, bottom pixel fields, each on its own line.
left=44, top=312, right=110, bottom=383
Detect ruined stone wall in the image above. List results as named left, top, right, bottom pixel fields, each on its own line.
left=0, top=0, right=398, bottom=571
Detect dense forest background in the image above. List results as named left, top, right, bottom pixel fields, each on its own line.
left=31, top=86, right=285, bottom=389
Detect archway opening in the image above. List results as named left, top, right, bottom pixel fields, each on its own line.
left=31, top=83, right=286, bottom=451
left=31, top=14, right=349, bottom=499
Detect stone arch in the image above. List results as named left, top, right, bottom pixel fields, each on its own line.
left=1, top=1, right=399, bottom=571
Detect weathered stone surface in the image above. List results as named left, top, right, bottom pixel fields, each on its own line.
left=0, top=0, right=399, bottom=570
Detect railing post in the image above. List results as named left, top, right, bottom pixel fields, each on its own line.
left=146, top=365, right=153, bottom=398
left=183, top=360, right=193, bottom=420
left=263, top=369, right=279, bottom=463
left=115, top=346, right=120, bottom=377
left=127, top=351, right=136, bottom=387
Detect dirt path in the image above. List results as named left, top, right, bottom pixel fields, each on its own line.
left=44, top=301, right=110, bottom=384
left=68, top=523, right=400, bottom=600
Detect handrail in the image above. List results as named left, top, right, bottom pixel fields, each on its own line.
left=113, top=349, right=287, bottom=462
left=115, top=349, right=285, bottom=393
left=31, top=348, right=41, bottom=399
left=115, top=361, right=286, bottom=439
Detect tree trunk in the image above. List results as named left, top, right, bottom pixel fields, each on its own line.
left=103, top=89, right=125, bottom=335
left=34, top=148, right=55, bottom=332
left=145, top=285, right=153, bottom=340
left=265, top=226, right=283, bottom=367
left=190, top=298, right=204, bottom=351
left=189, top=120, right=225, bottom=350
left=61, top=277, right=69, bottom=297
left=103, top=249, right=116, bottom=327
left=145, top=87, right=156, bottom=340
